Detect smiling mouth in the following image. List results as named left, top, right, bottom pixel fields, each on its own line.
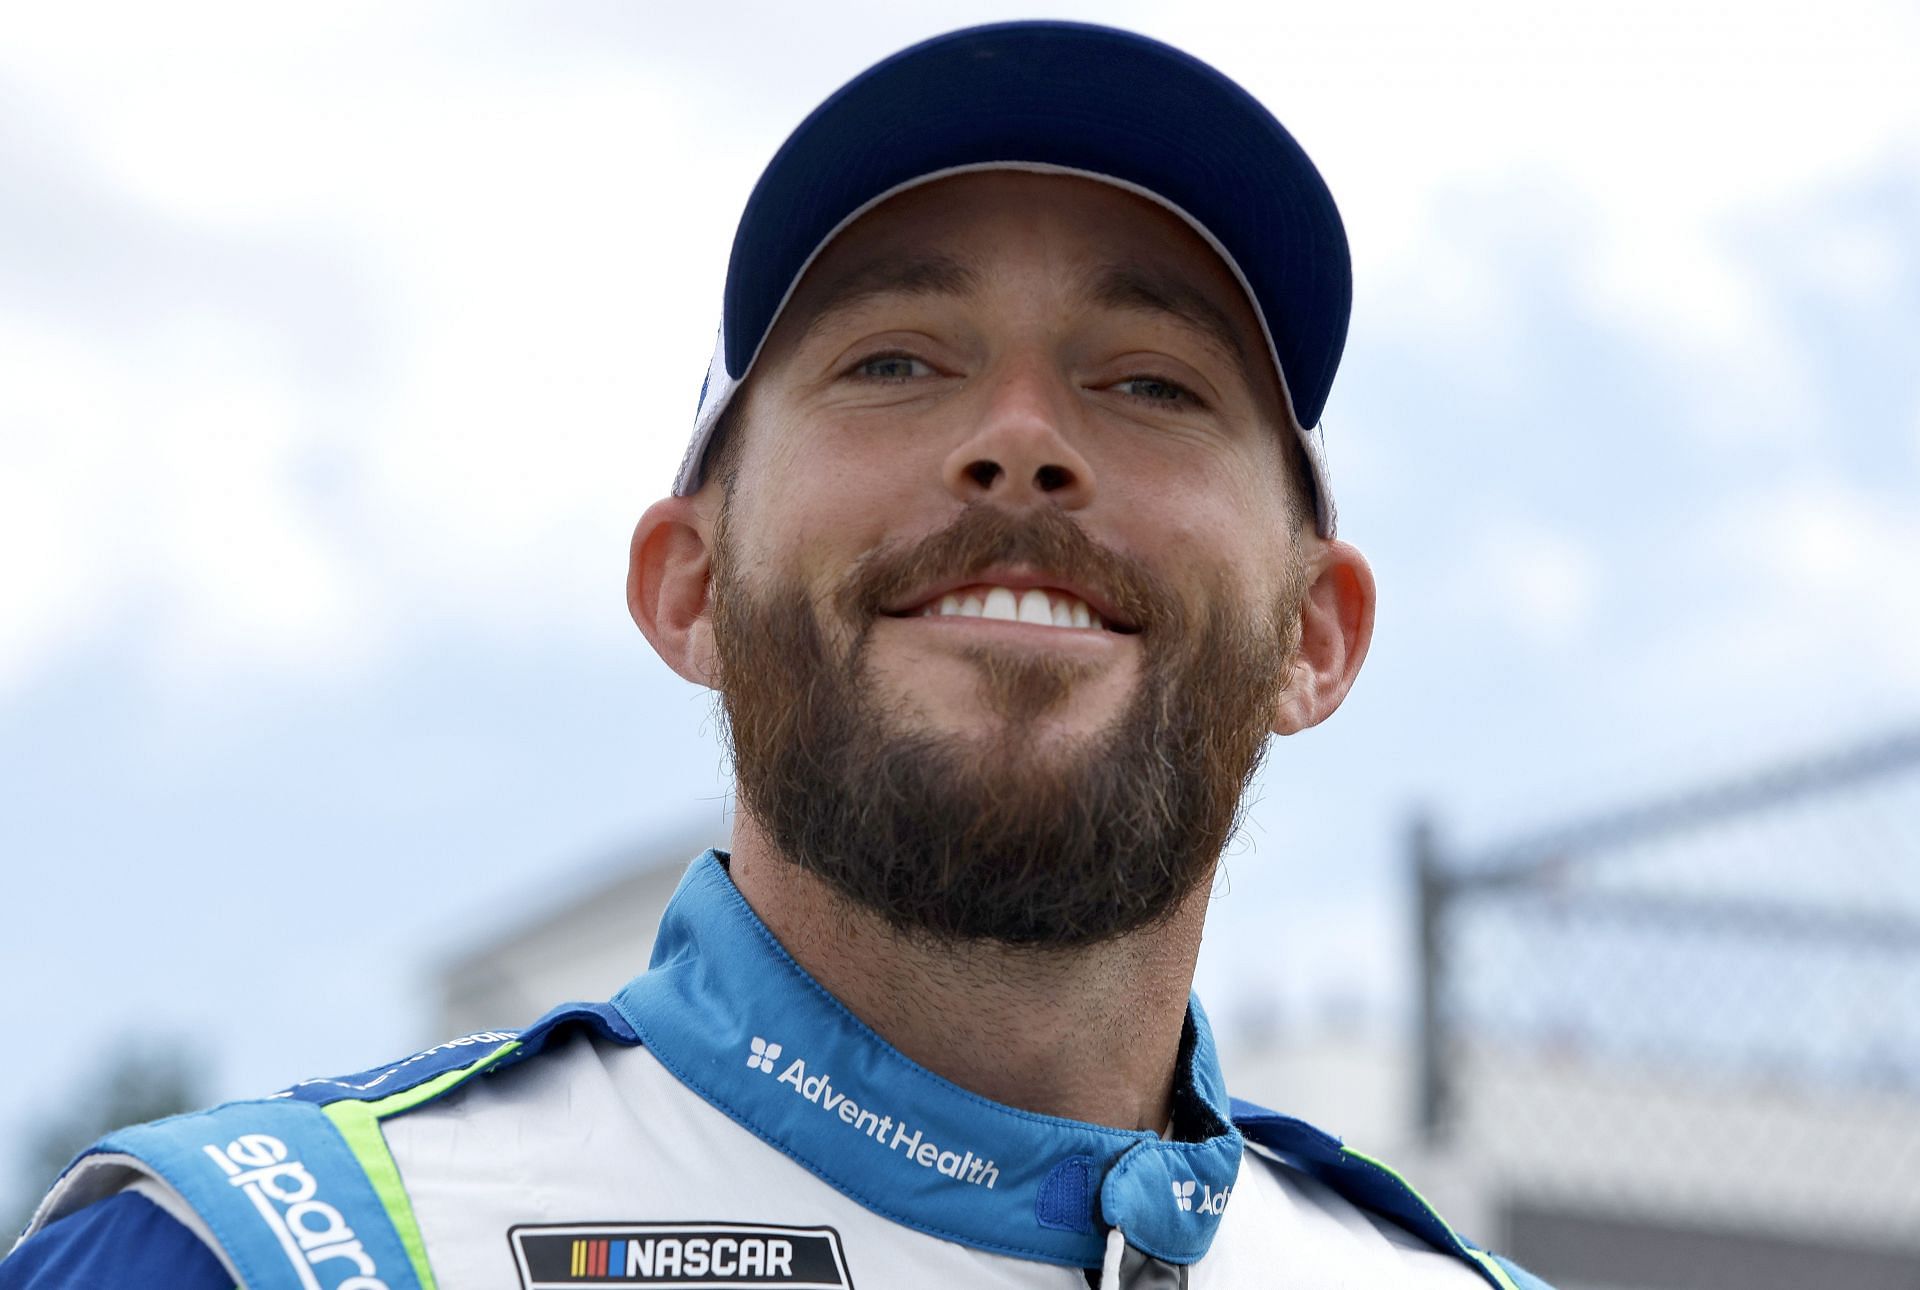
left=887, top=583, right=1139, bottom=634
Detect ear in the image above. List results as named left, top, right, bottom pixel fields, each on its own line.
left=1271, top=537, right=1376, bottom=735
left=628, top=494, right=722, bottom=689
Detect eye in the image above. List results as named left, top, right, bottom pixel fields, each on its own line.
left=1111, top=375, right=1203, bottom=407
left=850, top=352, right=936, bottom=382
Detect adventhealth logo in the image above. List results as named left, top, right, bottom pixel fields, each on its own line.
left=202, top=1132, right=389, bottom=1289
left=1173, top=1178, right=1231, bottom=1216
left=745, top=1036, right=999, bottom=1190
left=746, top=1036, right=782, bottom=1073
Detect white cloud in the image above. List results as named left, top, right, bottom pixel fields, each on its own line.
left=0, top=16, right=729, bottom=695
left=1609, top=477, right=1920, bottom=739
left=1695, top=479, right=1920, bottom=692
left=1913, top=392, right=1920, bottom=474
left=1807, top=214, right=1910, bottom=312
left=0, top=310, right=376, bottom=691
left=0, top=323, right=121, bottom=687
left=139, top=320, right=377, bottom=682
left=1192, top=0, right=1920, bottom=438
left=1440, top=519, right=1602, bottom=646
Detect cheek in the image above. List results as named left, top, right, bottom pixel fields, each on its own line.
left=1101, top=461, right=1293, bottom=623
left=722, top=467, right=904, bottom=619
left=757, top=388, right=934, bottom=488
left=1094, top=412, right=1289, bottom=518
left=742, top=414, right=953, bottom=579
left=1105, top=469, right=1260, bottom=570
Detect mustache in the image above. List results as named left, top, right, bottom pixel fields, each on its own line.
left=836, top=503, right=1177, bottom=632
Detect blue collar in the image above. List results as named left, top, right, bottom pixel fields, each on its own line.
left=611, top=851, right=1244, bottom=1268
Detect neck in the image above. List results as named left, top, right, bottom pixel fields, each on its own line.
left=724, top=811, right=1208, bottom=1134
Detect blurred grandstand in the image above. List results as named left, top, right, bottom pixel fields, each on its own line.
left=1400, top=726, right=1920, bottom=1289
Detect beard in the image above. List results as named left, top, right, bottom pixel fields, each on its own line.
left=711, top=500, right=1300, bottom=949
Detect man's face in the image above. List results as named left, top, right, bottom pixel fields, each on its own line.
left=709, top=171, right=1310, bottom=946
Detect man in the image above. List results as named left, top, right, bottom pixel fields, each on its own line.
left=5, top=22, right=1554, bottom=1290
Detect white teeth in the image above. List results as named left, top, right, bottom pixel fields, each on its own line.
left=921, top=584, right=1106, bottom=630
left=981, top=587, right=1019, bottom=622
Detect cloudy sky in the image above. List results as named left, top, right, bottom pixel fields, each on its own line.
left=3, top=0, right=1916, bottom=1199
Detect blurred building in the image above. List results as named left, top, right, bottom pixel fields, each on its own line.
left=436, top=820, right=726, bottom=1040
left=433, top=730, right=1920, bottom=1290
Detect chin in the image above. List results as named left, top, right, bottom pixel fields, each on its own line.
left=887, top=647, right=1128, bottom=726
left=899, top=679, right=1124, bottom=739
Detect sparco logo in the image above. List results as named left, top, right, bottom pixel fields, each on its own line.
left=509, top=1222, right=853, bottom=1288
left=749, top=1037, right=999, bottom=1190
left=201, top=1133, right=389, bottom=1289
left=1173, top=1178, right=1230, bottom=1216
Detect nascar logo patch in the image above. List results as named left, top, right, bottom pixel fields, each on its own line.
left=508, top=1223, right=853, bottom=1288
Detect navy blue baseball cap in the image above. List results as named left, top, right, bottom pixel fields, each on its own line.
left=675, top=20, right=1352, bottom=536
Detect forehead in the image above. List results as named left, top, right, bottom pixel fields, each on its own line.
left=770, top=171, right=1272, bottom=365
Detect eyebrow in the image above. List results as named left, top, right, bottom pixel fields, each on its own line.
left=794, top=251, right=984, bottom=345
left=1085, top=262, right=1255, bottom=373
left=791, top=249, right=1258, bottom=380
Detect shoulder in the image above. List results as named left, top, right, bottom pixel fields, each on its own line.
left=2, top=1190, right=230, bottom=1290
left=271, top=999, right=635, bottom=1114
left=9, top=1001, right=640, bottom=1290
left=1229, top=1099, right=1558, bottom=1290
left=1220, top=1148, right=1490, bottom=1287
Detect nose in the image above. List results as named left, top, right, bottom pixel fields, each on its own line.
left=941, top=358, right=1094, bottom=509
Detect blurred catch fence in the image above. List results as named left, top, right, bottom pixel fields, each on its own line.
left=1414, top=728, right=1920, bottom=1290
